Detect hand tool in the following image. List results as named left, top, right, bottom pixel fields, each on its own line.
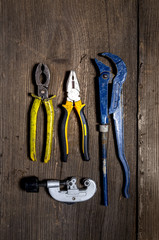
left=94, top=53, right=130, bottom=206
left=22, top=176, right=96, bottom=203
left=30, top=63, right=56, bottom=163
left=61, top=71, right=89, bottom=162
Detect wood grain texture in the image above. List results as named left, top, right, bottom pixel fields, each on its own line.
left=138, top=0, right=159, bottom=239
left=0, top=0, right=137, bottom=239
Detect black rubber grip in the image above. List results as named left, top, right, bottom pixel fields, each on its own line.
left=80, top=107, right=90, bottom=161
left=23, top=176, right=39, bottom=192
left=61, top=107, right=68, bottom=162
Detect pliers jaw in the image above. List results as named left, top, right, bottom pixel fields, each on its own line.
left=35, top=63, right=50, bottom=100
left=66, top=71, right=80, bottom=103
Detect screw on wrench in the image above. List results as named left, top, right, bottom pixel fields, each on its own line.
left=22, top=176, right=97, bottom=203
left=94, top=53, right=130, bottom=206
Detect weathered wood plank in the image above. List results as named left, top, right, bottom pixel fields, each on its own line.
left=0, top=0, right=137, bottom=239
left=138, top=1, right=159, bottom=239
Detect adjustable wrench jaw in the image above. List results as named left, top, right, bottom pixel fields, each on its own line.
left=100, top=53, right=127, bottom=114
left=94, top=58, right=111, bottom=124
left=47, top=177, right=97, bottom=203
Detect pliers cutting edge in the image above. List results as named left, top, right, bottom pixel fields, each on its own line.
left=30, top=63, right=56, bottom=163
left=61, top=71, right=89, bottom=162
left=95, top=53, right=130, bottom=205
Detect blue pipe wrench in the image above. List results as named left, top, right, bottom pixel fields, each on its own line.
left=94, top=53, right=130, bottom=206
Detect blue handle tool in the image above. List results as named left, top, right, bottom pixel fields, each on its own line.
left=94, top=58, right=110, bottom=206
left=95, top=53, right=130, bottom=206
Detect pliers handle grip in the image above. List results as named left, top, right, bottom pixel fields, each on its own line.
left=61, top=100, right=89, bottom=162
left=30, top=95, right=56, bottom=163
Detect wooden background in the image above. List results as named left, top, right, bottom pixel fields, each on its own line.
left=0, top=0, right=158, bottom=239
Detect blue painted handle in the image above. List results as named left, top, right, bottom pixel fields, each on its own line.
left=101, top=133, right=108, bottom=206
left=113, top=94, right=130, bottom=198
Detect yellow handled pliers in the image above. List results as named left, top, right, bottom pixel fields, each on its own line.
left=30, top=63, right=56, bottom=163
left=61, top=71, right=89, bottom=162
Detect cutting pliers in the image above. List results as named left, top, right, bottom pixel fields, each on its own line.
left=95, top=53, right=130, bottom=205
left=30, top=63, right=56, bottom=163
left=61, top=71, right=89, bottom=162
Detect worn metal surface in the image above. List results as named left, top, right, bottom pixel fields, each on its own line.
left=35, top=63, right=50, bottom=99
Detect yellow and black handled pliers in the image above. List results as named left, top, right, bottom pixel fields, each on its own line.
left=30, top=63, right=56, bottom=163
left=61, top=71, right=89, bottom=162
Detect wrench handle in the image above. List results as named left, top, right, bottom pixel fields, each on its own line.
left=101, top=132, right=108, bottom=206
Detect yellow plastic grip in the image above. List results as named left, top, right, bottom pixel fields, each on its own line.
left=43, top=98, right=55, bottom=163
left=62, top=101, right=73, bottom=155
left=30, top=96, right=41, bottom=161
left=30, top=94, right=56, bottom=163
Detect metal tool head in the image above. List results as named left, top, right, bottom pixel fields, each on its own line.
left=47, top=177, right=97, bottom=203
left=99, top=53, right=127, bottom=114
left=35, top=63, right=50, bottom=99
left=94, top=58, right=112, bottom=124
left=100, top=53, right=127, bottom=84
left=94, top=58, right=111, bottom=75
left=66, top=71, right=80, bottom=102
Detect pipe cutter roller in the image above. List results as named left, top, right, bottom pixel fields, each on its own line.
left=94, top=53, right=130, bottom=205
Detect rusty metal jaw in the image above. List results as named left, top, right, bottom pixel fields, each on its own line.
left=35, top=63, right=50, bottom=99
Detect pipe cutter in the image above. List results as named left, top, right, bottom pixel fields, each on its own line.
left=22, top=176, right=97, bottom=203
